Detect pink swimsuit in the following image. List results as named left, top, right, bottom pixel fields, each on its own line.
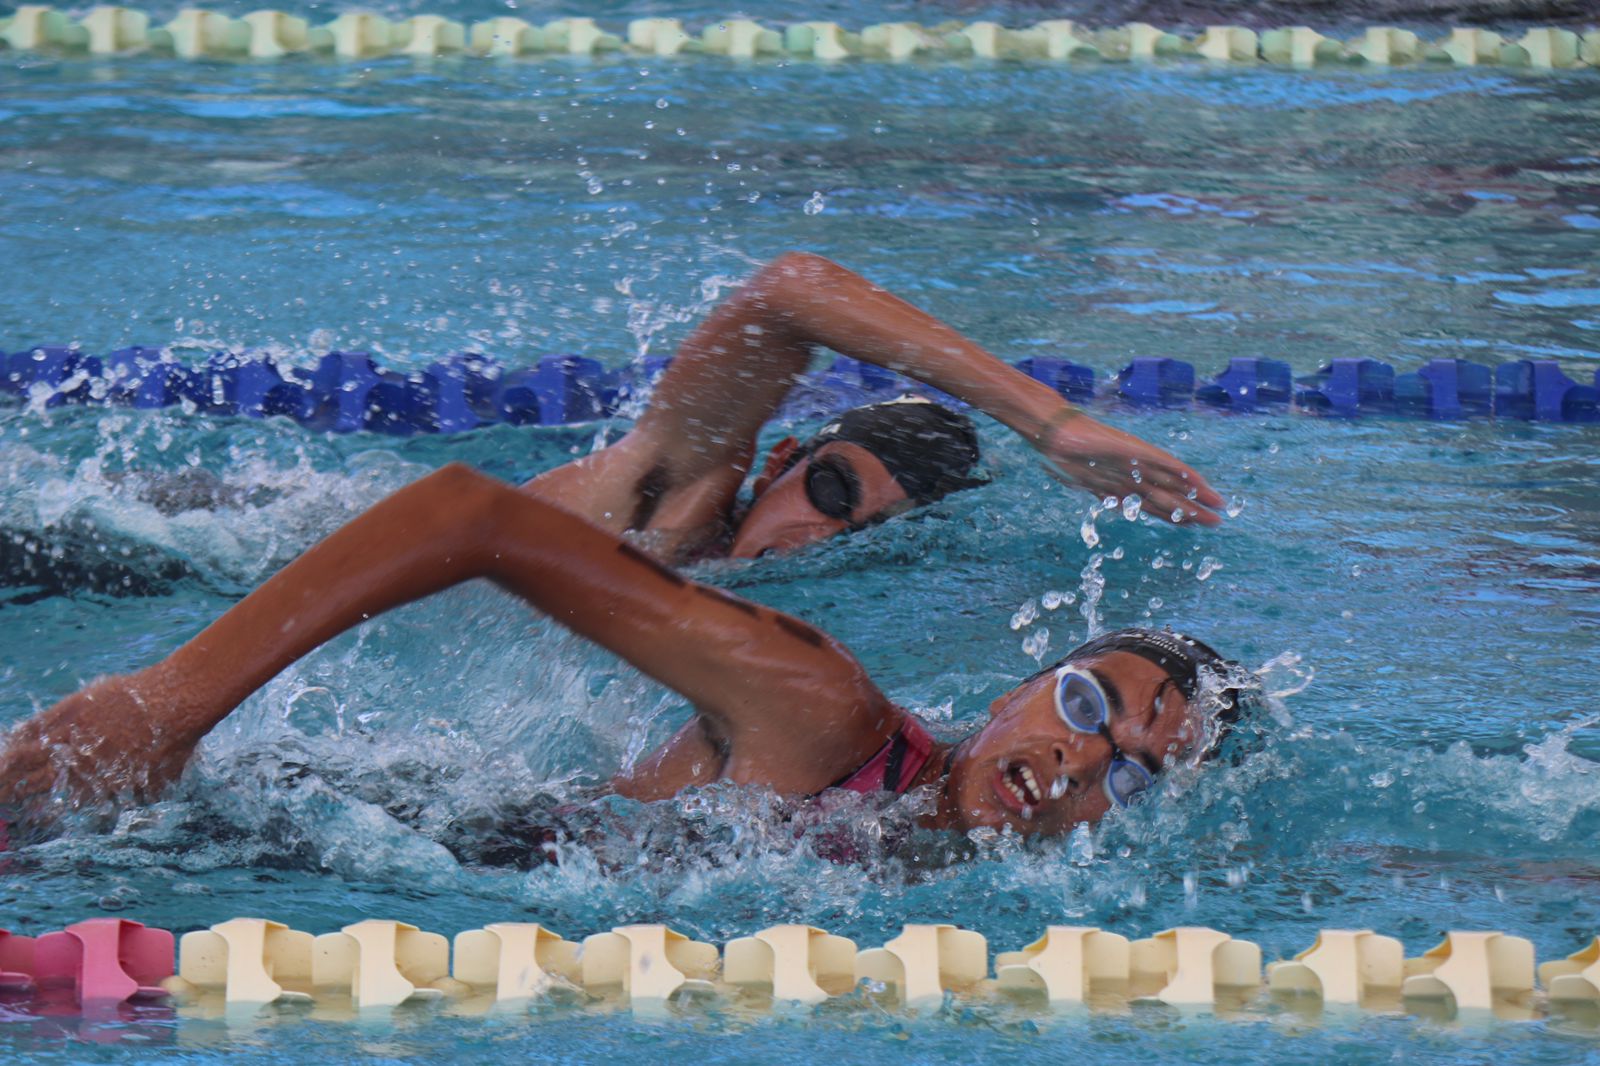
left=831, top=716, right=936, bottom=795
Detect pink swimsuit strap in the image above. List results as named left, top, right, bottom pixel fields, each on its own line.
left=831, top=716, right=936, bottom=796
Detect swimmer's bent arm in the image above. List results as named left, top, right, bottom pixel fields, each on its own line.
left=616, top=252, right=1222, bottom=525
left=0, top=464, right=899, bottom=822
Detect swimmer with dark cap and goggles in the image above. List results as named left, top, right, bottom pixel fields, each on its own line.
left=0, top=253, right=1235, bottom=845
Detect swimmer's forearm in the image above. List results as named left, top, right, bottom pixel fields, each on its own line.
left=749, top=254, right=1223, bottom=520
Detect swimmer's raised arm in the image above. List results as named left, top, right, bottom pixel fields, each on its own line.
left=632, top=252, right=1222, bottom=525
left=0, top=464, right=898, bottom=825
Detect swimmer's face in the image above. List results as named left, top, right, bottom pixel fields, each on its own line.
left=729, top=441, right=911, bottom=559
left=943, top=651, right=1202, bottom=836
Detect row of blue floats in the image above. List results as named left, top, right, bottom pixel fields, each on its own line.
left=2, top=346, right=1598, bottom=433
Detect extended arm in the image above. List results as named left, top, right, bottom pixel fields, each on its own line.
left=618, top=252, right=1223, bottom=524
left=0, top=464, right=900, bottom=826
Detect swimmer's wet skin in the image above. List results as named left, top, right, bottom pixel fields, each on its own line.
left=0, top=252, right=1225, bottom=846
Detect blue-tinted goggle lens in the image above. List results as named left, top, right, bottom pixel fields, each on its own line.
left=1105, top=758, right=1155, bottom=808
left=1054, top=669, right=1109, bottom=733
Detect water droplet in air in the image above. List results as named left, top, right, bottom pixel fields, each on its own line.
left=1022, top=628, right=1050, bottom=662
left=1041, top=590, right=1063, bottom=610
left=1121, top=494, right=1142, bottom=521
left=1369, top=770, right=1395, bottom=788
left=1196, top=557, right=1222, bottom=581
left=655, top=98, right=669, bottom=109
left=1226, top=497, right=1246, bottom=518
left=1010, top=600, right=1039, bottom=630
left=803, top=191, right=826, bottom=215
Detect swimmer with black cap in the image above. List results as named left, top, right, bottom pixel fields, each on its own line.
left=0, top=253, right=1229, bottom=843
left=731, top=395, right=985, bottom=556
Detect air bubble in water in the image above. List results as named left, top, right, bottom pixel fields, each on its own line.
left=1369, top=770, right=1395, bottom=788
left=803, top=191, right=826, bottom=215
left=1069, top=823, right=1094, bottom=866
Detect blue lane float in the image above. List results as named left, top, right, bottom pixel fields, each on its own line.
left=1395, top=358, right=1494, bottom=420
left=1016, top=357, right=1096, bottom=405
left=1117, top=357, right=1195, bottom=408
left=3, top=345, right=1599, bottom=432
left=1195, top=358, right=1292, bottom=413
left=1293, top=358, right=1396, bottom=417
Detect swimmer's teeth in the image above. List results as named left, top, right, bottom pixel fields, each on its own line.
left=1019, top=765, right=1042, bottom=804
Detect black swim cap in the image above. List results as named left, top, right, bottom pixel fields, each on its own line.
left=803, top=396, right=984, bottom=506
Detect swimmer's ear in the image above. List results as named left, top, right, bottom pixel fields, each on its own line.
left=752, top=436, right=800, bottom=497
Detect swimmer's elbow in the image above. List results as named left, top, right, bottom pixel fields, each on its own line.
left=755, top=251, right=841, bottom=294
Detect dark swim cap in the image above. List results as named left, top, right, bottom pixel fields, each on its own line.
left=803, top=396, right=984, bottom=506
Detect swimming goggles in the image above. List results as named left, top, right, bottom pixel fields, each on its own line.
left=804, top=454, right=861, bottom=522
left=1053, top=667, right=1157, bottom=808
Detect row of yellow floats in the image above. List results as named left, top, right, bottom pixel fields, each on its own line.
left=1, top=8, right=1597, bottom=68
left=159, top=918, right=1600, bottom=1020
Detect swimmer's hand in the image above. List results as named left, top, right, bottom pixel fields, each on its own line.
left=1034, top=408, right=1224, bottom=526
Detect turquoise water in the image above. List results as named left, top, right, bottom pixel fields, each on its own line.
left=3, top=27, right=1600, bottom=1064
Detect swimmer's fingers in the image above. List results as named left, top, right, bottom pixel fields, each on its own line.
left=1143, top=483, right=1222, bottom=527
left=1138, top=458, right=1224, bottom=526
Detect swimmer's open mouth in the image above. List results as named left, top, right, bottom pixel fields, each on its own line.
left=992, top=759, right=1044, bottom=814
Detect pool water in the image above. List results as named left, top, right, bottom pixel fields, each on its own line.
left=3, top=15, right=1600, bottom=1064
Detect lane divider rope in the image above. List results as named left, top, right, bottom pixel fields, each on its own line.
left=4, top=346, right=1599, bottom=431
left=1, top=917, right=1597, bottom=1019
left=0, top=9, right=1597, bottom=68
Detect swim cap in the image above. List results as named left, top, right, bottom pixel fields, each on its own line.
left=802, top=395, right=984, bottom=506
